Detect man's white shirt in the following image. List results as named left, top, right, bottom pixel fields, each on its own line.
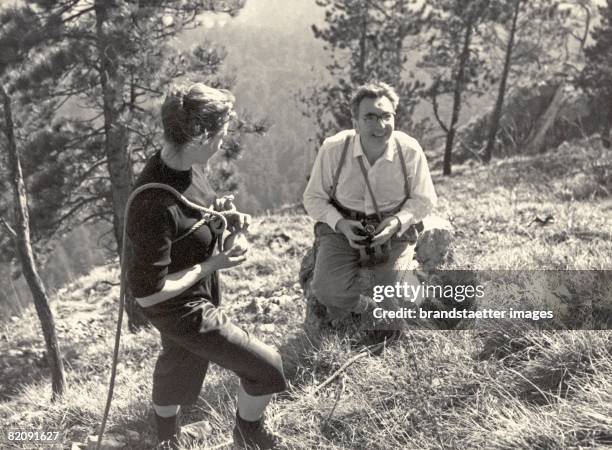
left=303, top=129, right=438, bottom=236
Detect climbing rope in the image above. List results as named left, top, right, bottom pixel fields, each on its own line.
left=96, top=183, right=235, bottom=450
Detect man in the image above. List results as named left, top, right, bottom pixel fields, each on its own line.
left=303, top=81, right=437, bottom=320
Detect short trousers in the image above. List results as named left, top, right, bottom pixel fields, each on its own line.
left=143, top=297, right=286, bottom=406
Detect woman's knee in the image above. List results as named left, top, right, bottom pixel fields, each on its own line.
left=266, top=349, right=287, bottom=392
left=241, top=346, right=286, bottom=395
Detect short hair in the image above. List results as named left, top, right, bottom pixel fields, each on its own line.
left=161, top=83, right=235, bottom=146
left=350, top=81, right=399, bottom=119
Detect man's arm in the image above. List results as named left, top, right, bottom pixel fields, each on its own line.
left=304, top=136, right=367, bottom=246
left=302, top=139, right=344, bottom=230
left=394, top=145, right=438, bottom=236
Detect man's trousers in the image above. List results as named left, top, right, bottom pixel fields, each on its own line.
left=311, top=222, right=419, bottom=313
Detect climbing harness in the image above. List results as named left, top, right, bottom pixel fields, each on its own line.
left=96, top=182, right=237, bottom=450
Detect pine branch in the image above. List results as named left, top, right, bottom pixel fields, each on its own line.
left=82, top=211, right=112, bottom=225
left=130, top=84, right=164, bottom=96
left=61, top=6, right=96, bottom=24
left=45, top=196, right=102, bottom=235
left=72, top=157, right=108, bottom=185
left=0, top=217, right=17, bottom=240
left=64, top=126, right=106, bottom=147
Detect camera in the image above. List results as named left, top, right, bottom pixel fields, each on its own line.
left=356, top=221, right=377, bottom=245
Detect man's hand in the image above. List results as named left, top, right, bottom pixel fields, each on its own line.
left=335, top=219, right=367, bottom=249
left=371, top=216, right=400, bottom=247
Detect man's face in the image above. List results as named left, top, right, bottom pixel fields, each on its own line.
left=353, top=96, right=395, bottom=151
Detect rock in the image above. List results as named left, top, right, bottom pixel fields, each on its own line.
left=245, top=299, right=261, bottom=314
left=414, top=216, right=454, bottom=272
left=125, top=430, right=140, bottom=443
left=263, top=303, right=281, bottom=316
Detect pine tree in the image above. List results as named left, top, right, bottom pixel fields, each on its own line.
left=482, top=0, right=523, bottom=163
left=304, top=0, right=425, bottom=145
left=1, top=85, right=66, bottom=400
left=420, top=0, right=502, bottom=175
left=453, top=0, right=592, bottom=161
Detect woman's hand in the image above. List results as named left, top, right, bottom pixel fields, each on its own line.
left=211, top=246, right=247, bottom=271
left=224, top=211, right=251, bottom=233
left=214, top=194, right=237, bottom=212
left=213, top=194, right=251, bottom=233
left=223, top=231, right=250, bottom=254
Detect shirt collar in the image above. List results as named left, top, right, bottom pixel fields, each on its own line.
left=352, top=133, right=397, bottom=162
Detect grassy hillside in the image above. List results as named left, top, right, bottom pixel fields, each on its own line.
left=0, top=138, right=610, bottom=449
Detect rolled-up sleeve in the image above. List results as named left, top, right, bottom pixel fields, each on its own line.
left=303, top=139, right=344, bottom=231
left=127, top=195, right=175, bottom=298
left=395, top=147, right=437, bottom=236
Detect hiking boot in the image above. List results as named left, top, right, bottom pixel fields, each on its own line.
left=233, top=412, right=282, bottom=449
left=155, top=413, right=180, bottom=449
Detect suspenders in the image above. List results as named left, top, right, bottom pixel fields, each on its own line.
left=328, top=135, right=415, bottom=266
left=330, top=135, right=411, bottom=218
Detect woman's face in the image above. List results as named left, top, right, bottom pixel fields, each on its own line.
left=188, top=114, right=232, bottom=164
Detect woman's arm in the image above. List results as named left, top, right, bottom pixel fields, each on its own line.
left=135, top=248, right=247, bottom=308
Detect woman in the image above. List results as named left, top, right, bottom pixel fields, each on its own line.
left=127, top=83, right=286, bottom=449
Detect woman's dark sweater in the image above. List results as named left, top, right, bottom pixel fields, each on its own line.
left=126, top=151, right=220, bottom=305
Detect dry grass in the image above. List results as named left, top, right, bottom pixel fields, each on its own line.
left=0, top=138, right=610, bottom=449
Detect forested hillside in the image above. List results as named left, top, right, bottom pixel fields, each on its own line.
left=186, top=0, right=331, bottom=213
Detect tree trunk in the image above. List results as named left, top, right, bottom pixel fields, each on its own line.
left=443, top=20, right=473, bottom=175
left=94, top=1, right=148, bottom=330
left=1, top=86, right=66, bottom=400
left=602, top=92, right=612, bottom=149
left=483, top=0, right=521, bottom=163
left=358, top=6, right=368, bottom=83
left=524, top=84, right=566, bottom=154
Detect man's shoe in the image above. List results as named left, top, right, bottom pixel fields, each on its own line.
left=233, top=412, right=282, bottom=449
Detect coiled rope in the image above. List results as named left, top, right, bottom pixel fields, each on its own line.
left=96, top=183, right=233, bottom=450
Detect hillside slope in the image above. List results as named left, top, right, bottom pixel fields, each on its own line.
left=0, top=138, right=611, bottom=449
